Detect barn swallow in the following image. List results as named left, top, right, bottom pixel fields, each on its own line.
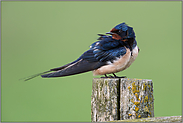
left=23, top=22, right=139, bottom=81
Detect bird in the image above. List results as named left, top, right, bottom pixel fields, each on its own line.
left=23, top=22, right=139, bottom=81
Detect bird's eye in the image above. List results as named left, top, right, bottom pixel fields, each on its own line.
left=116, top=30, right=122, bottom=35
left=126, top=31, right=128, bottom=36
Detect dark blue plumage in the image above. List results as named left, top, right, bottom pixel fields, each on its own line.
left=82, top=36, right=127, bottom=62
left=23, top=22, right=139, bottom=81
left=114, top=22, right=128, bottom=31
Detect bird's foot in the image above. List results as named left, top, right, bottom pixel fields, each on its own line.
left=112, top=73, right=127, bottom=78
left=101, top=74, right=114, bottom=78
left=101, top=74, right=127, bottom=78
left=112, top=76, right=127, bottom=78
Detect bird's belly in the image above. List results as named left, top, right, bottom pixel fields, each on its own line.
left=123, top=46, right=139, bottom=70
left=93, top=47, right=131, bottom=75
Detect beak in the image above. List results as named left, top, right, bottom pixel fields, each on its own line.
left=106, top=32, right=115, bottom=35
left=106, top=28, right=119, bottom=35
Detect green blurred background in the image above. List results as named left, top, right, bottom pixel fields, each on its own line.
left=1, top=1, right=182, bottom=122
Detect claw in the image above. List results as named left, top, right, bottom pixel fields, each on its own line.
left=100, top=74, right=126, bottom=78
left=101, top=74, right=114, bottom=78
left=112, top=73, right=126, bottom=78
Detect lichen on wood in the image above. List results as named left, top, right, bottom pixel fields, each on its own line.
left=120, top=78, right=154, bottom=120
left=91, top=78, right=154, bottom=122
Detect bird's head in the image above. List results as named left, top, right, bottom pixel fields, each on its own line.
left=106, top=22, right=136, bottom=41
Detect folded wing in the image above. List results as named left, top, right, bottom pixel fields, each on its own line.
left=41, top=59, right=105, bottom=78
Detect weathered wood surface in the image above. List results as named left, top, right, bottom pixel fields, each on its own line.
left=91, top=78, right=120, bottom=122
left=108, top=116, right=182, bottom=122
left=91, top=78, right=154, bottom=122
left=120, top=78, right=154, bottom=120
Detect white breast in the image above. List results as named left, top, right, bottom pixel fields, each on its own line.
left=123, top=46, right=139, bottom=70
left=93, top=46, right=139, bottom=76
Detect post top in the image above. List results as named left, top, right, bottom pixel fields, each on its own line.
left=93, top=78, right=152, bottom=81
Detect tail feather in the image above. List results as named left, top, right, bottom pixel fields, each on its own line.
left=21, top=61, right=76, bottom=81
left=20, top=70, right=51, bottom=81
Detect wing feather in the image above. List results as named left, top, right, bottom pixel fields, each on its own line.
left=41, top=59, right=105, bottom=78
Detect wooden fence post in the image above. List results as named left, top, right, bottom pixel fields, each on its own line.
left=91, top=78, right=154, bottom=122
